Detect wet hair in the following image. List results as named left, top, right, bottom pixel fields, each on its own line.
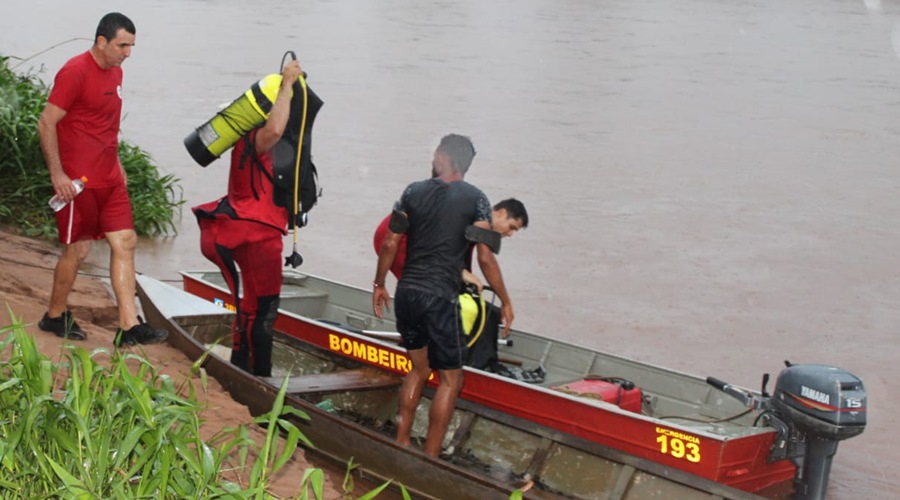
left=494, top=198, right=529, bottom=228
left=95, top=12, right=136, bottom=43
left=436, top=134, right=476, bottom=174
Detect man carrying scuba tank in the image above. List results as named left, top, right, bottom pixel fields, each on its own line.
left=191, top=60, right=303, bottom=377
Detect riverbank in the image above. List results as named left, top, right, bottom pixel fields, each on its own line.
left=0, top=227, right=346, bottom=499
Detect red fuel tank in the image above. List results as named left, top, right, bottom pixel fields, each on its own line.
left=553, top=378, right=643, bottom=413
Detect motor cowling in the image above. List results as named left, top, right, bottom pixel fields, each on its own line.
left=707, top=363, right=867, bottom=499
left=771, top=364, right=866, bottom=441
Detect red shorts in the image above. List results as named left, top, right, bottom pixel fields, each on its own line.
left=55, top=182, right=134, bottom=244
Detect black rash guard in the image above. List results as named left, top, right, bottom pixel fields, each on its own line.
left=394, top=177, right=492, bottom=300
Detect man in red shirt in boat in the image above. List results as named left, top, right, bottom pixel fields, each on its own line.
left=374, top=198, right=528, bottom=371
left=373, top=197, right=529, bottom=284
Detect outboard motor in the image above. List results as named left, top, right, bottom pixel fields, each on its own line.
left=707, top=362, right=866, bottom=500
left=770, top=363, right=866, bottom=498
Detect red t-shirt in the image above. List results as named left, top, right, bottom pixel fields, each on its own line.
left=226, top=131, right=289, bottom=234
left=47, top=51, right=124, bottom=188
left=373, top=214, right=408, bottom=279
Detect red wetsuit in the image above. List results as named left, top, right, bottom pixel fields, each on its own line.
left=193, top=130, right=287, bottom=376
left=373, top=214, right=408, bottom=279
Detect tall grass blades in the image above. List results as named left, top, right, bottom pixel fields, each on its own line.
left=0, top=318, right=319, bottom=498
left=0, top=55, right=183, bottom=239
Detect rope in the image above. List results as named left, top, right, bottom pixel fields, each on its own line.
left=0, top=254, right=181, bottom=283
left=292, top=74, right=308, bottom=247
left=279, top=50, right=309, bottom=252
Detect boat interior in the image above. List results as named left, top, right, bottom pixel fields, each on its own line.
left=188, top=270, right=771, bottom=440
left=170, top=310, right=745, bottom=500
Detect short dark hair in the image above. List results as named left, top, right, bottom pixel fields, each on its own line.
left=436, top=134, right=476, bottom=174
left=95, top=12, right=136, bottom=43
left=494, top=198, right=529, bottom=228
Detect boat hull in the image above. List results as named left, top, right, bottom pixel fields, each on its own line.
left=137, top=274, right=761, bottom=499
left=178, top=270, right=795, bottom=495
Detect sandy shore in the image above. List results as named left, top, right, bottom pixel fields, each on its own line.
left=0, top=228, right=346, bottom=499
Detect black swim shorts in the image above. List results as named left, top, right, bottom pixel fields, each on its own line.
left=394, top=287, right=466, bottom=370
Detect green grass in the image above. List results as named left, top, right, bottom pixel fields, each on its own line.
left=0, top=312, right=413, bottom=499
left=0, top=54, right=183, bottom=239
left=0, top=317, right=311, bottom=498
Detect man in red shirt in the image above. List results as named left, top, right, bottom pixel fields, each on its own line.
left=37, top=12, right=167, bottom=347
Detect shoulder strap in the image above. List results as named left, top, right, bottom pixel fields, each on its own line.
left=239, top=132, right=275, bottom=202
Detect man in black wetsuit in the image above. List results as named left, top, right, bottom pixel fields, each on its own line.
left=373, top=133, right=514, bottom=457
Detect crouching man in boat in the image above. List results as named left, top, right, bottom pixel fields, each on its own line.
left=373, top=198, right=528, bottom=367
left=373, top=134, right=514, bottom=457
left=191, top=60, right=304, bottom=377
left=373, top=198, right=529, bottom=283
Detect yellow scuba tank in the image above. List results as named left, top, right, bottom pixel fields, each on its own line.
left=184, top=73, right=287, bottom=167
left=459, top=287, right=487, bottom=347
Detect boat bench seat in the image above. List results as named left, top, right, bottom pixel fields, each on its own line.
left=280, top=287, right=329, bottom=318
left=263, top=367, right=401, bottom=395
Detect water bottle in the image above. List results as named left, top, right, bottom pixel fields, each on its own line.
left=48, top=176, right=88, bottom=212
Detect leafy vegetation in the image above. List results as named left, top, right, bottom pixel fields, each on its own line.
left=0, top=54, right=182, bottom=239
left=0, top=317, right=312, bottom=497
left=0, top=314, right=414, bottom=499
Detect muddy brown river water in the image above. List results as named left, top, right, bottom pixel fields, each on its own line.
left=3, top=1, right=899, bottom=497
